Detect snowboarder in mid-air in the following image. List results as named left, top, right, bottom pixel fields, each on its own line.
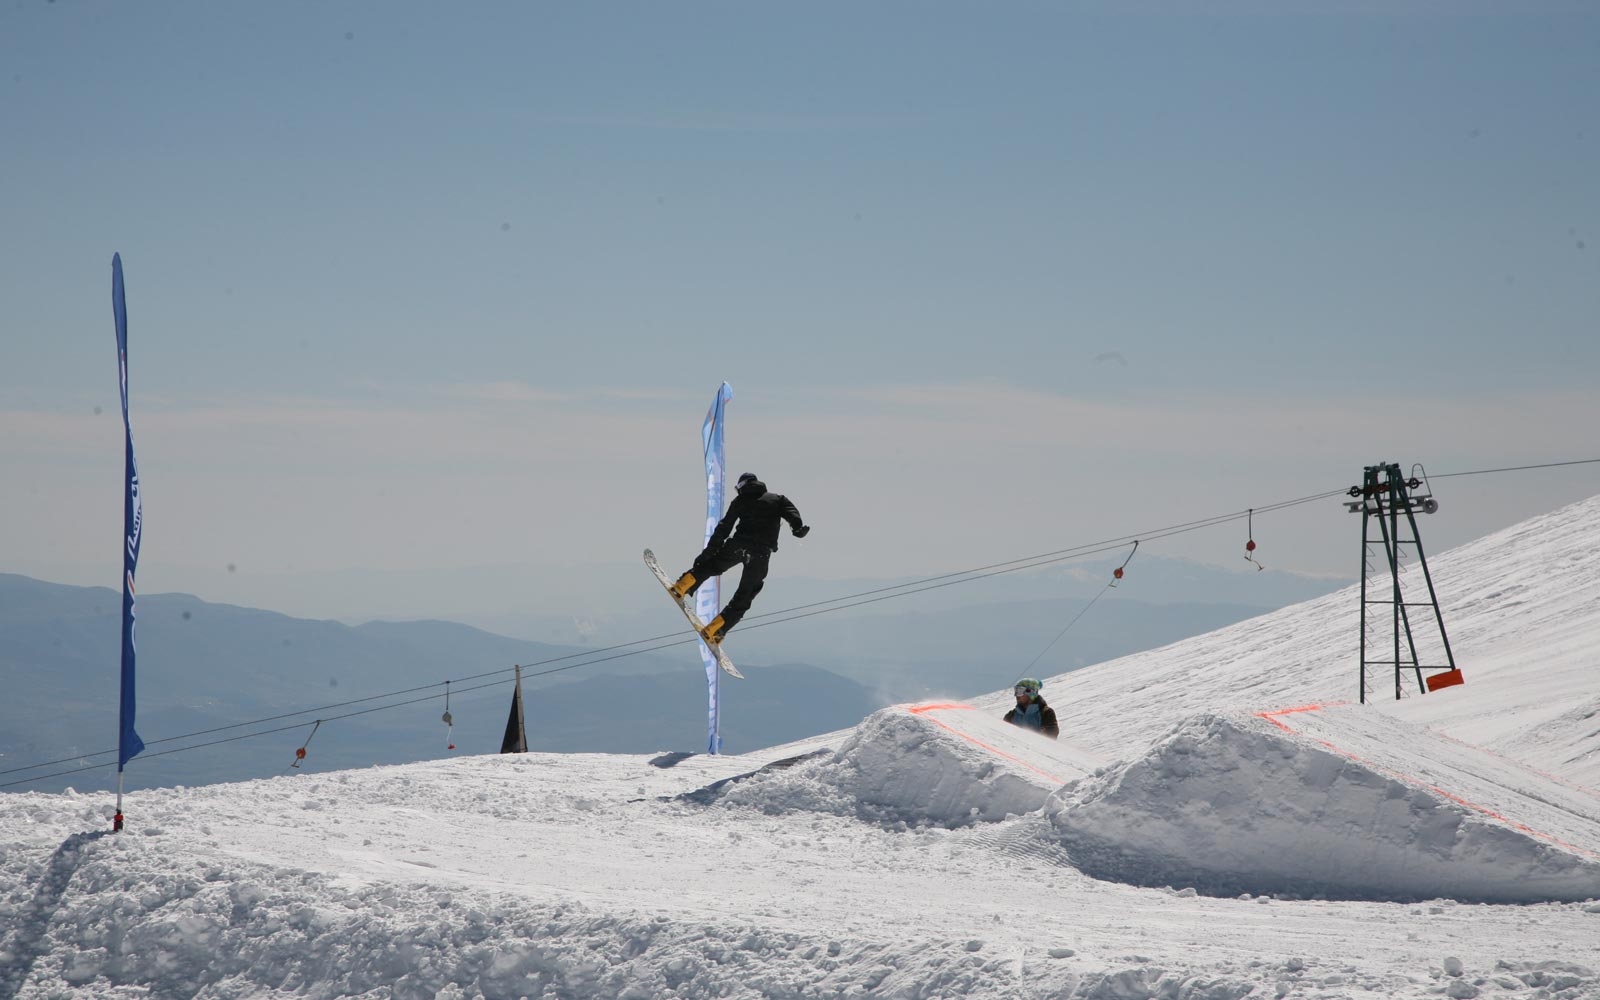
left=669, top=472, right=809, bottom=644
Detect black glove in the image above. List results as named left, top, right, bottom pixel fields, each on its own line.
left=793, top=524, right=810, bottom=538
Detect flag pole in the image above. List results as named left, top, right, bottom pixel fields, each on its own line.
left=112, top=253, right=146, bottom=831
left=699, top=382, right=733, bottom=754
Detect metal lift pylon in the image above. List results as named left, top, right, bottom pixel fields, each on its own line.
left=1346, top=462, right=1463, bottom=703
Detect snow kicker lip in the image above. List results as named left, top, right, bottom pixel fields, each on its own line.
left=826, top=707, right=1059, bottom=827
left=668, top=749, right=833, bottom=805
left=1047, top=709, right=1600, bottom=904
left=694, top=705, right=1102, bottom=828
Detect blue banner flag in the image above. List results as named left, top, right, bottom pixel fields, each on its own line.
left=699, top=382, right=733, bottom=753
left=113, top=254, right=145, bottom=771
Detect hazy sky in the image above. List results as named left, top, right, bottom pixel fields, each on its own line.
left=3, top=1, right=1597, bottom=623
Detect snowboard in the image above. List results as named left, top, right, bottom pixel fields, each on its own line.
left=644, top=548, right=743, bottom=679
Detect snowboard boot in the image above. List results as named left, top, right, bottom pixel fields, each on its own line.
left=668, top=572, right=697, bottom=601
left=699, top=615, right=729, bottom=645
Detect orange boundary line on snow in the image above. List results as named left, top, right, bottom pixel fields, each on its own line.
left=1255, top=702, right=1342, bottom=731
left=906, top=702, right=1068, bottom=785
left=1427, top=728, right=1600, bottom=804
left=1254, top=702, right=1599, bottom=860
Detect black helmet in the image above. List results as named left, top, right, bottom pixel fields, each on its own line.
left=737, top=472, right=759, bottom=488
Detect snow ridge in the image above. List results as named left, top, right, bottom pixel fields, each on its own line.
left=1049, top=710, right=1600, bottom=904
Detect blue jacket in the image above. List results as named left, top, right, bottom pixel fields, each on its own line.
left=1003, top=697, right=1059, bottom=739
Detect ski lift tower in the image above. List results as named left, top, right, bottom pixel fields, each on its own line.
left=1346, top=462, right=1463, bottom=703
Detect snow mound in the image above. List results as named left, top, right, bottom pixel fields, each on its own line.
left=711, top=703, right=1102, bottom=827
left=1049, top=709, right=1600, bottom=903
left=0, top=834, right=927, bottom=1000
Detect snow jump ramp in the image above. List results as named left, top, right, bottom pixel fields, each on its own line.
left=1049, top=704, right=1600, bottom=904
left=710, top=700, right=1600, bottom=904
left=697, top=702, right=1104, bottom=827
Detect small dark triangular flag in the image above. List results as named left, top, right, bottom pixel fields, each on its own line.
left=501, top=666, right=528, bottom=754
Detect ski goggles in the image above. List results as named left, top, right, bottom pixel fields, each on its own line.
left=1014, top=685, right=1038, bottom=697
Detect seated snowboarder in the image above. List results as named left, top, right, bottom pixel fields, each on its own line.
left=1003, top=677, right=1059, bottom=739
left=669, top=472, right=809, bottom=644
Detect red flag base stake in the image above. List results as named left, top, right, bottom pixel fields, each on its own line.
left=114, top=772, right=127, bottom=832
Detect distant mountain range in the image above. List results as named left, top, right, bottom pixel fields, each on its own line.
left=0, top=559, right=1342, bottom=794
left=0, top=574, right=884, bottom=795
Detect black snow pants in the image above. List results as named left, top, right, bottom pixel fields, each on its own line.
left=690, top=542, right=772, bottom=631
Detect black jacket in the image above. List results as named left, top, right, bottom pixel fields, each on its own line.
left=709, top=478, right=805, bottom=553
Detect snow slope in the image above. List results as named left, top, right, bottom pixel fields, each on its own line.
left=1051, top=706, right=1600, bottom=904
left=3, top=497, right=1600, bottom=999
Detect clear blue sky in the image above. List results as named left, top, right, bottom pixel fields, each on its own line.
left=3, top=1, right=1597, bottom=622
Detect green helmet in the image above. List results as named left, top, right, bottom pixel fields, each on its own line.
left=1014, top=678, right=1042, bottom=697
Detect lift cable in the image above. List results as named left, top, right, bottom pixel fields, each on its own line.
left=0, top=486, right=1403, bottom=788
left=6, top=460, right=1597, bottom=788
